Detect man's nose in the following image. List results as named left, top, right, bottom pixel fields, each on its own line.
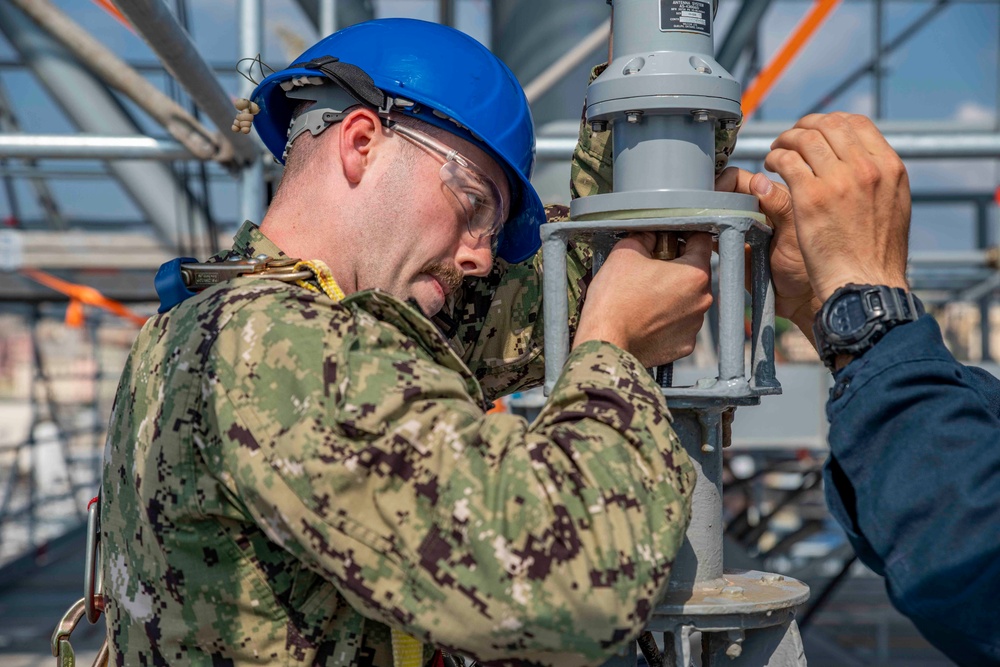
left=456, top=233, right=493, bottom=277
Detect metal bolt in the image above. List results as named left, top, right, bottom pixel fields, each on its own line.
left=691, top=110, right=710, bottom=123
left=625, top=111, right=643, bottom=124
left=590, top=120, right=608, bottom=133
left=724, top=630, right=745, bottom=659
left=721, top=118, right=738, bottom=131
left=721, top=585, right=744, bottom=597
left=701, top=444, right=715, bottom=453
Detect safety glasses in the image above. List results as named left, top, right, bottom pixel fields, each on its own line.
left=390, top=122, right=508, bottom=242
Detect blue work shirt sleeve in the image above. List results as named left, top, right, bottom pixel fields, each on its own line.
left=823, top=314, right=1000, bottom=666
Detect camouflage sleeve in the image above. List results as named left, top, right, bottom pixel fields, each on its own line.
left=209, top=299, right=694, bottom=667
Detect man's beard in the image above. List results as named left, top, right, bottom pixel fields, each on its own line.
left=423, top=261, right=464, bottom=295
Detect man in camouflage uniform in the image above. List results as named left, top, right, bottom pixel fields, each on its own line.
left=101, top=20, right=732, bottom=667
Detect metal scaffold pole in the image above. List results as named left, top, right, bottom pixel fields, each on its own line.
left=320, top=0, right=338, bottom=35
left=0, top=135, right=191, bottom=161
left=238, top=0, right=265, bottom=226
left=534, top=131, right=1000, bottom=162
left=8, top=0, right=225, bottom=163
left=0, top=0, right=208, bottom=250
left=543, top=1, right=809, bottom=664
left=114, top=0, right=259, bottom=167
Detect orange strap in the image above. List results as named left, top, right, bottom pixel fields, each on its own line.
left=91, top=0, right=135, bottom=33
left=486, top=397, right=508, bottom=414
left=741, top=0, right=842, bottom=120
left=21, top=268, right=148, bottom=328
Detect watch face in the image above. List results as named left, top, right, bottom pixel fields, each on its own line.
left=828, top=293, right=866, bottom=337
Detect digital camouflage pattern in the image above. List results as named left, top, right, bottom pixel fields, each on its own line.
left=100, top=71, right=698, bottom=667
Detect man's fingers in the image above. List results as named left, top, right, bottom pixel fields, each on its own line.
left=793, top=112, right=871, bottom=164
left=764, top=148, right=815, bottom=188
left=770, top=127, right=841, bottom=177
left=837, top=113, right=895, bottom=157
left=750, top=173, right=794, bottom=230
left=715, top=166, right=748, bottom=194
left=613, top=231, right=657, bottom=257
left=716, top=168, right=793, bottom=232
left=677, top=232, right=713, bottom=265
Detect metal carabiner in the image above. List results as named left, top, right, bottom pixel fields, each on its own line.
left=92, top=641, right=110, bottom=667
left=51, top=597, right=110, bottom=667
left=51, top=598, right=86, bottom=667
left=180, top=255, right=312, bottom=290
left=52, top=498, right=109, bottom=667
left=84, top=499, right=104, bottom=624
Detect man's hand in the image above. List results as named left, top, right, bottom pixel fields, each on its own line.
left=716, top=167, right=822, bottom=337
left=766, top=113, right=911, bottom=304
left=573, top=232, right=714, bottom=367
left=718, top=113, right=911, bottom=339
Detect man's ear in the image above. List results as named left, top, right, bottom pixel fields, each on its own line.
left=338, top=108, right=382, bottom=185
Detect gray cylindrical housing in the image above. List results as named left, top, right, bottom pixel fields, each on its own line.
left=613, top=0, right=714, bottom=57
left=669, top=411, right=724, bottom=584
left=578, top=0, right=744, bottom=218
left=614, top=115, right=714, bottom=193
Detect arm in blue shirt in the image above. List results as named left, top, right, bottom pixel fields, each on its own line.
left=824, top=315, right=1000, bottom=666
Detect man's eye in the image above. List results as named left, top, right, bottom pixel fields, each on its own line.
left=467, top=180, right=492, bottom=206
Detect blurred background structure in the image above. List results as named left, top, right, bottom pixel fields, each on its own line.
left=0, top=0, right=997, bottom=664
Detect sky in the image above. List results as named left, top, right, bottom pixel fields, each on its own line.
left=0, top=0, right=997, bottom=254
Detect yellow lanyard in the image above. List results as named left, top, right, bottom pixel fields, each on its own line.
left=293, top=259, right=347, bottom=302
left=391, top=630, right=425, bottom=667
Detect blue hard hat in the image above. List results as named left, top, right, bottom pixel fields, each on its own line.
left=251, top=18, right=544, bottom=264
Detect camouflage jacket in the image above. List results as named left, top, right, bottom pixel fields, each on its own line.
left=100, top=69, right=731, bottom=666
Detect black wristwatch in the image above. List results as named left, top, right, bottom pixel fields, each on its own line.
left=813, top=284, right=924, bottom=371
